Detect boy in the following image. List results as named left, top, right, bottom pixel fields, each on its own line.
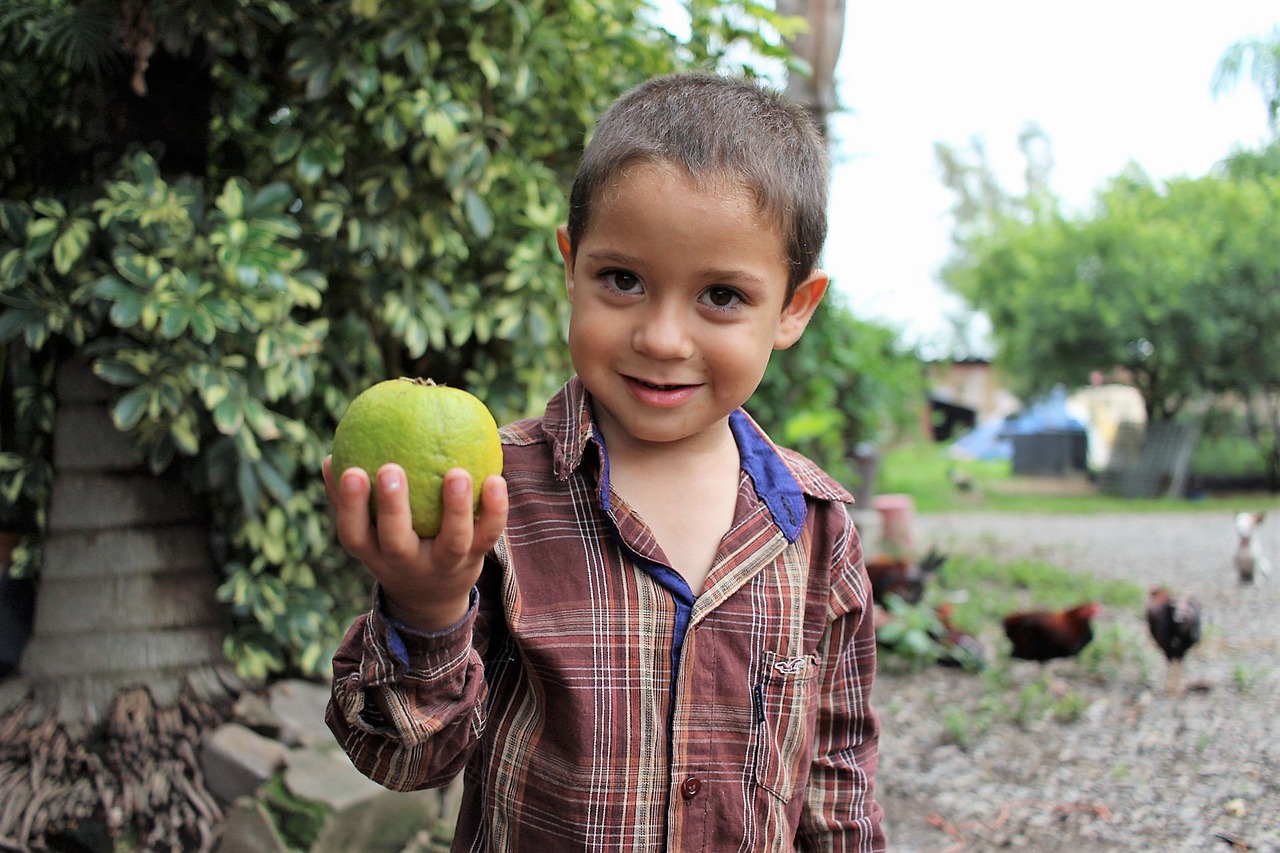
left=325, top=72, right=886, bottom=852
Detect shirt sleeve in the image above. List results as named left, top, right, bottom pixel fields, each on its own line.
left=798, top=506, right=888, bottom=853
left=325, top=584, right=487, bottom=792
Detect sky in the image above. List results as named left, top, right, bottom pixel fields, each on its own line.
left=823, top=2, right=1279, bottom=358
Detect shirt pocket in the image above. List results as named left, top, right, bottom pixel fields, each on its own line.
left=751, top=649, right=819, bottom=803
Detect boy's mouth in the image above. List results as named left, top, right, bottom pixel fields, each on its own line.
left=622, top=375, right=700, bottom=407
left=628, top=376, right=694, bottom=391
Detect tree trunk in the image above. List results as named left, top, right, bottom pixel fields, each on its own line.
left=0, top=360, right=242, bottom=851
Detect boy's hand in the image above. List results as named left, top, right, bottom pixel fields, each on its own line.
left=323, top=455, right=508, bottom=632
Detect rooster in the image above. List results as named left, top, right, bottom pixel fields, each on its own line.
left=1002, top=601, right=1102, bottom=662
left=1146, top=586, right=1202, bottom=695
left=865, top=546, right=947, bottom=607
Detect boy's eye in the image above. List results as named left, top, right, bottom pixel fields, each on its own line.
left=701, top=286, right=743, bottom=309
left=604, top=270, right=642, bottom=294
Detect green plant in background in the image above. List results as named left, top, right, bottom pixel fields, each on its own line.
left=752, top=292, right=925, bottom=488
left=0, top=0, right=807, bottom=683
left=874, top=594, right=950, bottom=672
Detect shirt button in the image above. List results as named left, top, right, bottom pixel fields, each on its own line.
left=680, top=776, right=702, bottom=800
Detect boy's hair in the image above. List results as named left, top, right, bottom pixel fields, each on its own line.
left=566, top=72, right=829, bottom=298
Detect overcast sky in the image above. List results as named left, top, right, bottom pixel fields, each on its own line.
left=823, top=2, right=1278, bottom=357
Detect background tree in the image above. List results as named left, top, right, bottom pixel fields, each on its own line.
left=1213, top=25, right=1280, bottom=134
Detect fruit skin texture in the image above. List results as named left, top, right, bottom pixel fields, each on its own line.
left=330, top=378, right=503, bottom=538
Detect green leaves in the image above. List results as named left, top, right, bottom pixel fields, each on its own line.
left=3, top=0, right=805, bottom=681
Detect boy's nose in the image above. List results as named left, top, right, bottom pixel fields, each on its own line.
left=631, top=304, right=694, bottom=360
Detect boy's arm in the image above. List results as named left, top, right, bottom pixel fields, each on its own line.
left=798, top=518, right=888, bottom=853
left=321, top=454, right=506, bottom=789
left=325, top=584, right=487, bottom=791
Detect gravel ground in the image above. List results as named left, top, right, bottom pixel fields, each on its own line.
left=860, top=509, right=1280, bottom=853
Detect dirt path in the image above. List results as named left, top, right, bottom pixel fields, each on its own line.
left=866, top=510, right=1280, bottom=853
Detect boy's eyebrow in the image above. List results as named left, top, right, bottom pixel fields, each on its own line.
left=581, top=248, right=770, bottom=287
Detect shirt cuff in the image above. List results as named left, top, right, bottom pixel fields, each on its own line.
left=375, top=584, right=479, bottom=668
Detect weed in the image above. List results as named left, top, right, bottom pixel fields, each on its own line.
left=1232, top=664, right=1255, bottom=693
left=1051, top=689, right=1088, bottom=723
left=941, top=705, right=980, bottom=750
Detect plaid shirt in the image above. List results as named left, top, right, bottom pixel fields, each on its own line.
left=327, top=377, right=886, bottom=852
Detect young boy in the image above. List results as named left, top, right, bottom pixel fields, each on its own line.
left=325, top=72, right=886, bottom=852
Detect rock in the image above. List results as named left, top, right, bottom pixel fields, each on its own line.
left=311, top=787, right=448, bottom=853
left=215, top=797, right=290, bottom=853
left=283, top=745, right=387, bottom=813
left=232, top=689, right=283, bottom=737
left=267, top=678, right=333, bottom=747
left=202, top=722, right=288, bottom=804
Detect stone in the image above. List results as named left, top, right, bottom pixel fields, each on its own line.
left=282, top=744, right=386, bottom=813
left=311, top=787, right=447, bottom=853
left=202, top=723, right=288, bottom=805
left=214, top=797, right=290, bottom=853
left=267, top=678, right=333, bottom=747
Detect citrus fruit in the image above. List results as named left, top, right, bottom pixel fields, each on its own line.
left=331, top=377, right=503, bottom=538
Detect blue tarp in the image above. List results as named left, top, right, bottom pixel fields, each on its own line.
left=950, top=385, right=1086, bottom=461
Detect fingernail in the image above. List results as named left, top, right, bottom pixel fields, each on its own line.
left=380, top=469, right=402, bottom=491
left=341, top=470, right=362, bottom=493
left=448, top=475, right=469, bottom=495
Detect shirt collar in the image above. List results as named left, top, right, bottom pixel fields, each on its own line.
left=542, top=377, right=855, bottom=541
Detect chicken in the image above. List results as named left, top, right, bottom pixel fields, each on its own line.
left=1233, top=511, right=1273, bottom=584
left=1146, top=586, right=1202, bottom=695
left=1002, top=601, right=1102, bottom=662
left=865, top=546, right=947, bottom=607
left=933, top=601, right=987, bottom=669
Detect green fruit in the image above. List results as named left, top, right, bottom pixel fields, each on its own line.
left=331, top=377, right=503, bottom=537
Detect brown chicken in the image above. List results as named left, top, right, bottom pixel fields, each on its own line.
left=1002, top=601, right=1102, bottom=662
left=865, top=547, right=947, bottom=607
left=1145, top=586, right=1201, bottom=694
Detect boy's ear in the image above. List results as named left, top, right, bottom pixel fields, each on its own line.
left=556, top=225, right=575, bottom=297
left=773, top=270, right=829, bottom=350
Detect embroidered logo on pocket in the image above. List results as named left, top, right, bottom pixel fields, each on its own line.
left=772, top=655, right=809, bottom=675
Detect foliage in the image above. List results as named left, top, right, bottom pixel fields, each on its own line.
left=0, top=0, right=807, bottom=679
left=938, top=157, right=1280, bottom=487
left=751, top=290, right=926, bottom=488
left=1213, top=25, right=1280, bottom=133
left=938, top=39, right=1280, bottom=488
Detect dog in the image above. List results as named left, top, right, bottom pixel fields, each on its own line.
left=1233, top=511, right=1273, bottom=584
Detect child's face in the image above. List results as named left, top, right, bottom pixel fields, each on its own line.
left=558, top=162, right=827, bottom=453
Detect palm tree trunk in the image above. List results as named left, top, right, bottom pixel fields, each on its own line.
left=0, top=360, right=241, bottom=850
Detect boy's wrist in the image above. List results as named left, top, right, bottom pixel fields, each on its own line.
left=382, top=593, right=472, bottom=634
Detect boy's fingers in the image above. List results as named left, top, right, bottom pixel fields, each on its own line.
left=373, top=463, right=421, bottom=558
left=432, top=469, right=476, bottom=558
left=473, top=475, right=509, bottom=551
left=332, top=465, right=374, bottom=553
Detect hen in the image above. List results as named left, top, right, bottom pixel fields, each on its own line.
left=1002, top=601, right=1102, bottom=662
left=865, top=547, right=947, bottom=607
left=1145, top=586, right=1202, bottom=694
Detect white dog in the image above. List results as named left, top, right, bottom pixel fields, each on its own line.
left=1234, top=511, right=1273, bottom=584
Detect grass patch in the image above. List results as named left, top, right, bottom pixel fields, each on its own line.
left=884, top=550, right=1152, bottom=746
left=874, top=439, right=1280, bottom=514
